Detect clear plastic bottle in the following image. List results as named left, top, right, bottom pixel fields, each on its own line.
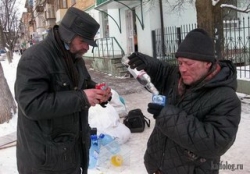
left=121, top=55, right=159, bottom=95
left=99, top=133, right=120, bottom=154
left=88, top=128, right=100, bottom=169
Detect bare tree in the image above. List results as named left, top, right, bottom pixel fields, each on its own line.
left=0, top=63, right=16, bottom=124
left=0, top=0, right=20, bottom=123
left=0, top=0, right=21, bottom=63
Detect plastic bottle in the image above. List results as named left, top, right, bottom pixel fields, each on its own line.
left=121, top=55, right=159, bottom=95
left=88, top=128, right=100, bottom=169
left=95, top=82, right=108, bottom=90
left=152, top=94, right=166, bottom=106
left=111, top=154, right=123, bottom=167
left=99, top=133, right=120, bottom=154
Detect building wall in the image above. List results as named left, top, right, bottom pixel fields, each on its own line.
left=136, top=2, right=162, bottom=56
left=20, top=12, right=34, bottom=48
left=74, top=0, right=95, bottom=9
left=90, top=1, right=197, bottom=57
left=85, top=2, right=163, bottom=57
left=98, top=1, right=196, bottom=57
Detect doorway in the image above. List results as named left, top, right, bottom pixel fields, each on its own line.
left=125, top=8, right=137, bottom=54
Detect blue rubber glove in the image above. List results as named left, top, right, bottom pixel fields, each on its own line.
left=147, top=103, right=164, bottom=119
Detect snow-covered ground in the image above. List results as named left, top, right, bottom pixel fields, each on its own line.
left=0, top=54, right=250, bottom=174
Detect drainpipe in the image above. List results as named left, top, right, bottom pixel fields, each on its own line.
left=159, top=0, right=165, bottom=57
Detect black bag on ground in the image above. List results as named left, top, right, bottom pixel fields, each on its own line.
left=123, top=109, right=150, bottom=133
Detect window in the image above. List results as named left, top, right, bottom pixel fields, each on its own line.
left=45, top=5, right=55, bottom=19
left=59, top=0, right=67, bottom=9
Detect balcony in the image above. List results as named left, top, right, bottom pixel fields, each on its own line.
left=46, top=0, right=54, bottom=4
left=29, top=20, right=35, bottom=26
left=36, top=5, right=44, bottom=12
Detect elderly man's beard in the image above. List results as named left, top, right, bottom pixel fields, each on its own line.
left=71, top=49, right=87, bottom=57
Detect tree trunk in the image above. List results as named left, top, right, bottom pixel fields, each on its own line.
left=195, top=0, right=225, bottom=59
left=0, top=63, right=16, bottom=124
left=196, top=0, right=214, bottom=37
left=213, top=1, right=225, bottom=60
left=6, top=51, right=12, bottom=63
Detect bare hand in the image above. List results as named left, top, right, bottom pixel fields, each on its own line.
left=100, top=86, right=112, bottom=103
left=83, top=88, right=112, bottom=106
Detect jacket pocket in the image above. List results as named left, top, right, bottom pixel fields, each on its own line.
left=41, top=133, right=77, bottom=171
left=180, top=148, right=207, bottom=166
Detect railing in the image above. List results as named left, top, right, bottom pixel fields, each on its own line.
left=152, top=17, right=250, bottom=79
left=94, top=37, right=124, bottom=58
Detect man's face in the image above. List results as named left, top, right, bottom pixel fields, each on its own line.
left=178, top=57, right=212, bottom=85
left=69, top=35, right=89, bottom=56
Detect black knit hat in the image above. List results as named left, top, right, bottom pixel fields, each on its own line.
left=175, top=28, right=216, bottom=63
left=59, top=7, right=100, bottom=47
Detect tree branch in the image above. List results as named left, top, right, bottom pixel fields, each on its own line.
left=221, top=4, right=250, bottom=13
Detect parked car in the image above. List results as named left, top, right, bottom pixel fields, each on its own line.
left=0, top=49, right=7, bottom=61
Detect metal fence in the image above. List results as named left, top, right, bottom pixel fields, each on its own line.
left=152, top=17, right=250, bottom=79
left=94, top=37, right=124, bottom=58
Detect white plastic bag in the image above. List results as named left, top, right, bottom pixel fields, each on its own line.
left=89, top=104, right=119, bottom=130
left=109, top=89, right=127, bottom=117
left=88, top=103, right=131, bottom=144
left=102, top=122, right=131, bottom=144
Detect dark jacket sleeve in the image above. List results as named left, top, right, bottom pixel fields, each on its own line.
left=155, top=88, right=241, bottom=159
left=86, top=79, right=96, bottom=89
left=15, top=55, right=90, bottom=121
left=136, top=53, right=178, bottom=93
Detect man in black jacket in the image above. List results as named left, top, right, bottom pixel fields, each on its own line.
left=15, top=7, right=111, bottom=174
left=127, top=29, right=241, bottom=174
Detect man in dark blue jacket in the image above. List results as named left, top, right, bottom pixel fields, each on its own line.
left=15, top=7, right=111, bottom=174
left=127, top=29, right=241, bottom=174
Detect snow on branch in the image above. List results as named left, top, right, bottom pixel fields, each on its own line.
left=211, top=0, right=221, bottom=6
left=221, top=4, right=250, bottom=13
